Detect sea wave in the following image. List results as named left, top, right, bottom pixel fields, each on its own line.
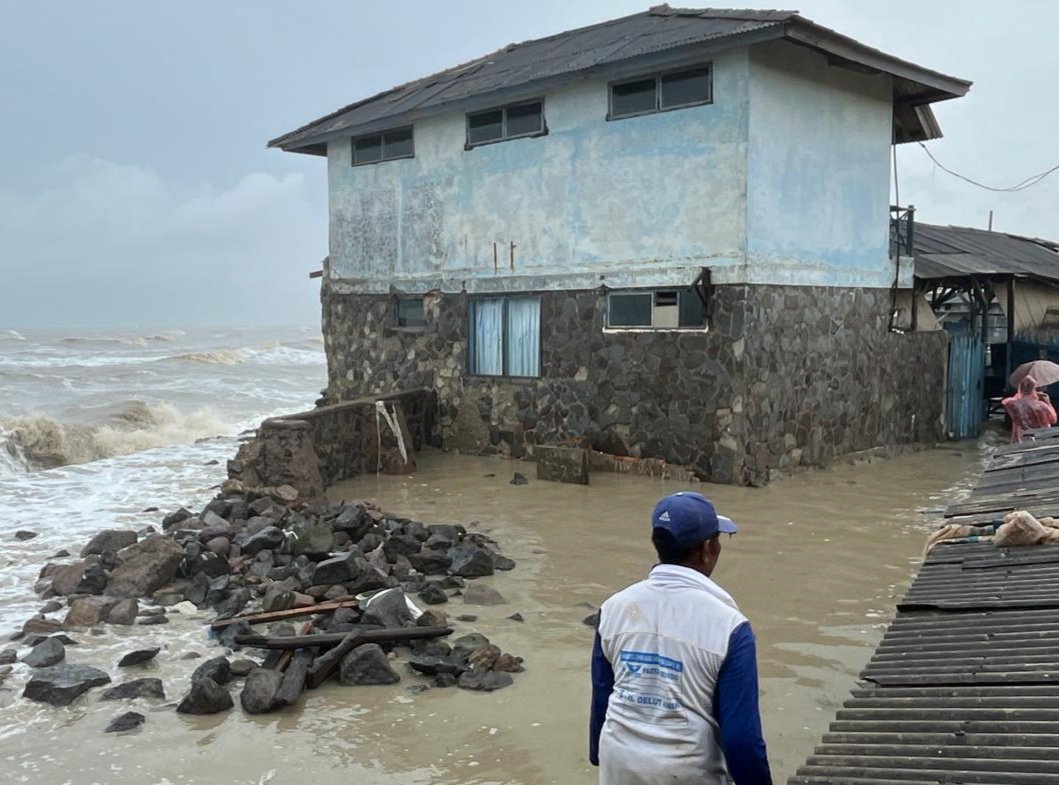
left=170, top=349, right=246, bottom=365
left=0, top=401, right=231, bottom=476
left=1, top=330, right=26, bottom=341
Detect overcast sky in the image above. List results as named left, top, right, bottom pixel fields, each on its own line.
left=1, top=0, right=1056, bottom=327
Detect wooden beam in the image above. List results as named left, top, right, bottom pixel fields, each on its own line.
left=210, top=598, right=358, bottom=631
left=235, top=625, right=453, bottom=650
left=305, top=630, right=362, bottom=690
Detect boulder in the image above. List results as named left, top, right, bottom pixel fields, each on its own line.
left=73, top=564, right=109, bottom=595
left=15, top=530, right=38, bottom=541
left=214, top=588, right=251, bottom=619
left=229, top=659, right=257, bottom=678
left=408, top=551, right=452, bottom=575
left=23, top=637, right=65, bottom=668
left=313, top=552, right=361, bottom=586
left=434, top=672, right=458, bottom=688
left=240, top=526, right=285, bottom=557
left=361, top=589, right=413, bottom=629
left=205, top=537, right=231, bottom=558
left=191, top=656, right=231, bottom=686
left=339, top=644, right=400, bottom=686
left=81, top=530, right=138, bottom=557
left=408, top=654, right=468, bottom=677
left=262, top=584, right=296, bottom=613
left=101, top=678, right=166, bottom=701
left=105, top=711, right=145, bottom=733
left=458, top=670, right=513, bottom=692
left=416, top=609, right=448, bottom=628
left=448, top=546, right=494, bottom=578
left=506, top=613, right=524, bottom=623
left=467, top=644, right=502, bottom=670
left=0, top=649, right=16, bottom=665
left=40, top=600, right=64, bottom=614
left=240, top=668, right=283, bottom=714
left=176, top=678, right=233, bottom=715
left=493, top=554, right=517, bottom=572
left=64, top=596, right=122, bottom=628
left=162, top=507, right=194, bottom=530
left=417, top=584, right=448, bottom=605
left=107, top=536, right=184, bottom=598
left=0, top=665, right=12, bottom=687
left=383, top=534, right=422, bottom=561
left=291, top=523, right=334, bottom=559
left=107, top=599, right=139, bottom=625
left=23, top=663, right=111, bottom=706
left=118, top=647, right=161, bottom=667
left=22, top=617, right=64, bottom=636
left=463, top=584, right=506, bottom=606
left=44, top=562, right=87, bottom=596
left=492, top=653, right=525, bottom=673
left=451, top=633, right=490, bottom=662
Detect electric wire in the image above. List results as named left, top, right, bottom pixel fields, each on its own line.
left=918, top=143, right=1059, bottom=193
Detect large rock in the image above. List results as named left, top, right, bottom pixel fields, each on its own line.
left=240, top=668, right=283, bottom=714
left=338, top=644, right=400, bottom=686
left=191, top=656, right=231, bottom=685
left=262, top=583, right=296, bottom=613
left=361, top=589, right=413, bottom=629
left=408, top=654, right=468, bottom=677
left=105, top=711, right=146, bottom=733
left=409, top=551, right=452, bottom=575
left=107, top=599, right=139, bottom=625
left=383, top=534, right=422, bottom=561
left=313, top=552, right=361, bottom=586
left=291, top=523, right=333, bottom=559
left=101, top=678, right=166, bottom=701
left=64, top=596, right=122, bottom=628
left=176, top=678, right=233, bottom=715
left=118, top=647, right=161, bottom=667
left=457, top=670, right=513, bottom=692
left=22, top=617, right=64, bottom=636
left=23, top=637, right=65, bottom=668
left=417, top=583, right=448, bottom=605
left=81, top=530, right=138, bottom=557
left=240, top=526, right=285, bottom=557
left=40, top=561, right=86, bottom=596
left=73, top=564, right=108, bottom=595
left=463, top=584, right=506, bottom=606
left=448, top=545, right=495, bottom=578
left=107, top=536, right=184, bottom=598
left=162, top=508, right=194, bottom=530
left=451, top=633, right=491, bottom=662
left=23, top=664, right=111, bottom=706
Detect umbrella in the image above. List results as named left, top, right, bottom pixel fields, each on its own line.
left=1010, top=360, right=1059, bottom=388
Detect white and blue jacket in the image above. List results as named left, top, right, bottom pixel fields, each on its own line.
left=590, top=564, right=772, bottom=785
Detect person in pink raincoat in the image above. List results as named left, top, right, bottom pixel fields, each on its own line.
left=1002, top=375, right=1057, bottom=443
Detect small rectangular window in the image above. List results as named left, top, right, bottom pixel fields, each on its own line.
left=611, top=77, right=657, bottom=118
left=660, top=66, right=712, bottom=109
left=609, top=65, right=712, bottom=120
left=469, top=296, right=541, bottom=377
left=466, top=101, right=546, bottom=147
left=607, top=289, right=706, bottom=329
left=352, top=127, right=414, bottom=166
left=396, top=297, right=426, bottom=328
left=353, top=136, right=383, bottom=164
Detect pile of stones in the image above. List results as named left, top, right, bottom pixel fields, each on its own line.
left=7, top=481, right=524, bottom=726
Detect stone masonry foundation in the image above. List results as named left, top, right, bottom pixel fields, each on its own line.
left=320, top=284, right=947, bottom=485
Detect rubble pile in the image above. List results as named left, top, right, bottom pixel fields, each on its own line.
left=9, top=481, right=525, bottom=725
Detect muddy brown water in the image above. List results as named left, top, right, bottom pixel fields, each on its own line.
left=0, top=446, right=982, bottom=785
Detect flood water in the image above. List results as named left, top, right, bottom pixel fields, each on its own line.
left=0, top=446, right=983, bottom=785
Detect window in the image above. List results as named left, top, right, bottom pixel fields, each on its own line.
left=466, top=101, right=545, bottom=147
left=609, top=65, right=712, bottom=119
left=352, top=127, right=415, bottom=165
left=607, top=289, right=706, bottom=329
left=469, top=296, right=541, bottom=377
left=396, top=297, right=426, bottom=328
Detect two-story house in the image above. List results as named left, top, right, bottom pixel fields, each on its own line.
left=269, top=6, right=970, bottom=484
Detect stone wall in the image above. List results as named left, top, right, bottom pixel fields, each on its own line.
left=321, top=284, right=947, bottom=484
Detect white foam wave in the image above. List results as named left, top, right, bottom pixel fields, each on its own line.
left=169, top=349, right=245, bottom=365
left=0, top=401, right=232, bottom=476
left=1, top=330, right=26, bottom=341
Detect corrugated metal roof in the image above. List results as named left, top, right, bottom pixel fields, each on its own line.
left=270, top=5, right=970, bottom=153
left=791, top=436, right=1059, bottom=785
left=914, top=222, right=1059, bottom=283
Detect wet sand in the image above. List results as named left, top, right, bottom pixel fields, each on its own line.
left=0, top=446, right=981, bottom=785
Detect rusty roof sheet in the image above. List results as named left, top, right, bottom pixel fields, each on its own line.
left=270, top=5, right=970, bottom=153
left=914, top=223, right=1059, bottom=283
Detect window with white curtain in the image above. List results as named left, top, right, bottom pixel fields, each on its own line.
left=469, top=296, right=541, bottom=377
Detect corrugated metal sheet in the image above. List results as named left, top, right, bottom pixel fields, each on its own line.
left=790, top=432, right=1059, bottom=785
left=946, top=334, right=985, bottom=438
left=269, top=5, right=970, bottom=151
left=914, top=223, right=1059, bottom=283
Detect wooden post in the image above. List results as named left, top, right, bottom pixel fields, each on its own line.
left=911, top=281, right=919, bottom=332
left=305, top=630, right=363, bottom=689
left=274, top=649, right=314, bottom=707
left=1007, top=277, right=1016, bottom=391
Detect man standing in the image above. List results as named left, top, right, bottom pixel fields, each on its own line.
left=589, top=491, right=772, bottom=785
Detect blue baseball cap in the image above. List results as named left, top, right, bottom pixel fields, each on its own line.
left=651, top=491, right=737, bottom=547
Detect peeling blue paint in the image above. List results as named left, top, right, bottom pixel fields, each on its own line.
left=326, top=42, right=897, bottom=294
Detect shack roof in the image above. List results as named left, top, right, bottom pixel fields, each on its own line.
left=914, top=223, right=1059, bottom=284
left=269, top=5, right=970, bottom=155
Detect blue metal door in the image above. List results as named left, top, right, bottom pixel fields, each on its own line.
left=946, top=334, right=986, bottom=438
